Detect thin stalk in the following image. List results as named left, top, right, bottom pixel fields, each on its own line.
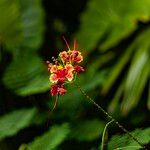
left=101, top=120, right=113, bottom=150
left=75, top=83, right=147, bottom=150
left=46, top=95, right=59, bottom=127
left=51, top=94, right=59, bottom=112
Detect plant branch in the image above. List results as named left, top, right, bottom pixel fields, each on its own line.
left=75, top=83, right=147, bottom=150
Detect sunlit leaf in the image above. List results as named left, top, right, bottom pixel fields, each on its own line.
left=0, top=0, right=22, bottom=48
left=121, top=29, right=150, bottom=115
left=0, top=0, right=44, bottom=51
left=107, top=128, right=150, bottom=150
left=76, top=0, right=150, bottom=52
left=0, top=108, right=37, bottom=139
left=3, top=53, right=50, bottom=96
left=148, top=80, right=150, bottom=110
left=25, top=123, right=70, bottom=150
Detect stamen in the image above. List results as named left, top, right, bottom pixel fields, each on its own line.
left=62, top=36, right=71, bottom=50
left=74, top=40, right=78, bottom=50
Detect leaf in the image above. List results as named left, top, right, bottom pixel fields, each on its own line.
left=76, top=0, right=150, bottom=52
left=3, top=53, right=50, bottom=96
left=101, top=39, right=134, bottom=94
left=19, top=0, right=45, bottom=50
left=24, top=123, right=70, bottom=150
left=0, top=0, right=22, bottom=48
left=108, top=81, right=124, bottom=114
left=0, top=0, right=44, bottom=50
left=71, top=119, right=105, bottom=141
left=101, top=27, right=150, bottom=94
left=102, top=28, right=150, bottom=114
left=0, top=108, right=37, bottom=139
left=121, top=29, right=150, bottom=115
left=1, top=0, right=46, bottom=96
left=107, top=128, right=150, bottom=150
left=148, top=80, right=150, bottom=110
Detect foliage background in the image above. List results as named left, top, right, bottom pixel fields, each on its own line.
left=0, top=0, right=150, bottom=149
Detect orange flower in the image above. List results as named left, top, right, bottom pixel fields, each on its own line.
left=70, top=50, right=83, bottom=63
left=47, top=37, right=85, bottom=96
left=59, top=50, right=83, bottom=64
left=49, top=64, right=74, bottom=83
left=59, top=51, right=69, bottom=63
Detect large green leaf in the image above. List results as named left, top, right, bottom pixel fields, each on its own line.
left=71, top=119, right=105, bottom=141
left=3, top=53, right=50, bottom=96
left=76, top=0, right=150, bottom=52
left=0, top=0, right=44, bottom=51
left=19, top=0, right=45, bottom=50
left=107, top=128, right=150, bottom=150
left=103, top=28, right=150, bottom=114
left=0, top=108, right=37, bottom=139
left=121, top=38, right=150, bottom=115
left=148, top=80, right=150, bottom=110
left=1, top=0, right=47, bottom=96
left=0, top=0, right=22, bottom=48
left=21, top=123, right=70, bottom=150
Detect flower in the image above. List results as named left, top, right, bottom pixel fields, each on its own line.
left=59, top=51, right=69, bottom=63
left=51, top=84, right=67, bottom=96
left=47, top=38, right=85, bottom=96
left=59, top=50, right=83, bottom=64
left=74, top=65, right=85, bottom=73
left=70, top=50, right=83, bottom=63
left=49, top=64, right=74, bottom=83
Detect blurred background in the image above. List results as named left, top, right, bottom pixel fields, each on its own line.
left=0, top=0, right=150, bottom=149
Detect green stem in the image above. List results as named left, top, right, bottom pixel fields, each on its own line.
left=75, top=83, right=147, bottom=150
left=51, top=94, right=59, bottom=112
left=101, top=120, right=113, bottom=150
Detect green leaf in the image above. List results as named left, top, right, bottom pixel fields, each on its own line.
left=76, top=0, right=150, bottom=52
left=0, top=0, right=22, bottom=48
left=148, top=80, right=150, bottom=110
left=101, top=38, right=134, bottom=94
left=19, top=0, right=45, bottom=50
left=1, top=0, right=46, bottom=96
left=107, top=128, right=150, bottom=150
left=108, top=81, right=124, bottom=114
left=71, top=119, right=105, bottom=141
left=24, top=123, right=70, bottom=150
left=0, top=108, right=37, bottom=139
left=121, top=29, right=150, bottom=115
left=102, top=28, right=150, bottom=115
left=0, top=0, right=44, bottom=50
left=3, top=53, right=50, bottom=96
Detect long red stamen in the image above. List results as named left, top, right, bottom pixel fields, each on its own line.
left=62, top=36, right=71, bottom=50
left=74, top=40, right=78, bottom=50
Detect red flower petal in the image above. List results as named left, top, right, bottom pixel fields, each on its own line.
left=50, top=74, right=58, bottom=83
left=50, top=84, right=58, bottom=96
left=58, top=87, right=67, bottom=95
left=50, top=84, right=67, bottom=96
left=74, top=65, right=85, bottom=73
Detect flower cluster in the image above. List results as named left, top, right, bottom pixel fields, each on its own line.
left=47, top=39, right=84, bottom=96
